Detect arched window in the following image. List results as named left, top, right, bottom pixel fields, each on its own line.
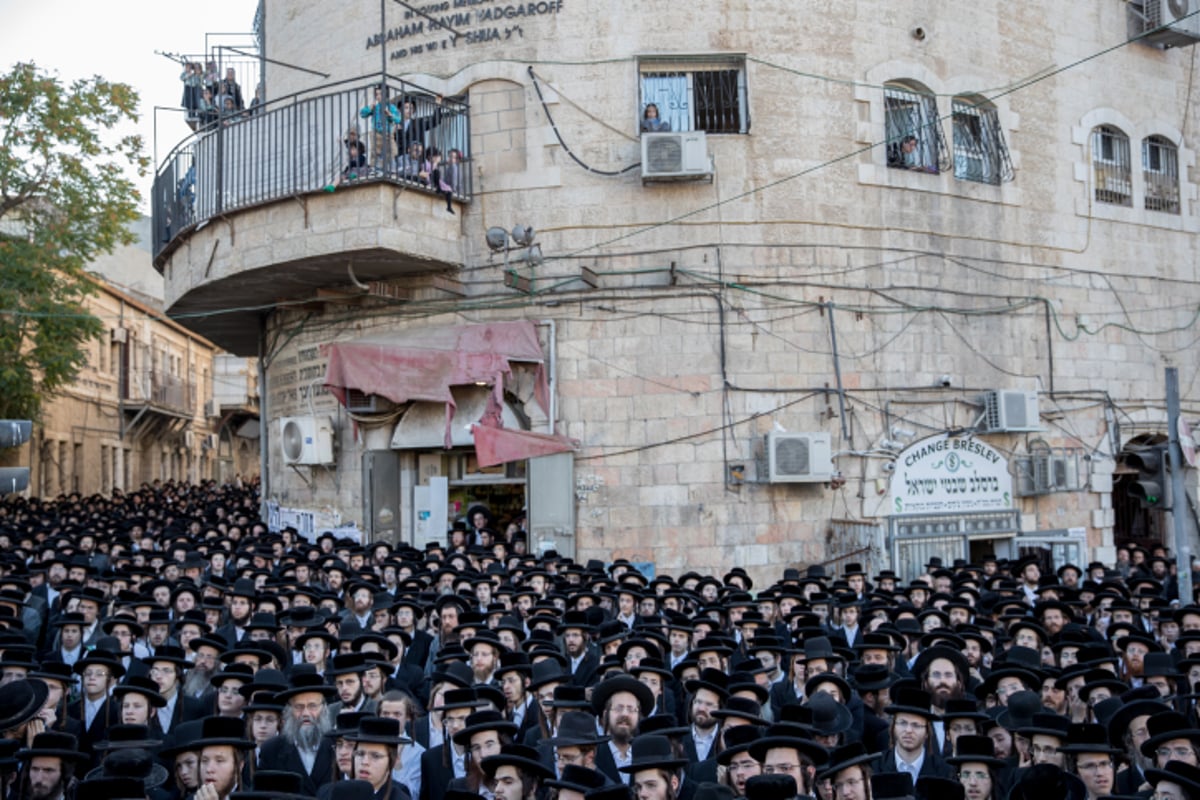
left=1142, top=135, right=1180, bottom=214
left=951, top=95, right=1013, bottom=185
left=884, top=81, right=946, bottom=174
left=1091, top=125, right=1132, bottom=206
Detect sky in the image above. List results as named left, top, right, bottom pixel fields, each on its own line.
left=0, top=0, right=259, bottom=211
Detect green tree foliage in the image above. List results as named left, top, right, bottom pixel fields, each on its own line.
left=0, top=62, right=148, bottom=420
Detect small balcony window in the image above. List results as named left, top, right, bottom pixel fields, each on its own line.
left=1143, top=135, right=1180, bottom=214
left=639, top=59, right=748, bottom=134
left=951, top=96, right=1014, bottom=185
left=884, top=81, right=948, bottom=174
left=1091, top=125, right=1132, bottom=206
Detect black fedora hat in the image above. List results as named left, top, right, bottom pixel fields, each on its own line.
left=911, top=645, right=969, bottom=683
left=111, top=676, right=167, bottom=708
left=85, top=748, right=169, bottom=789
left=590, top=674, right=655, bottom=717
left=75, top=776, right=145, bottom=800
left=325, top=780, right=375, bottom=800
left=544, top=764, right=608, bottom=794
left=480, top=743, right=554, bottom=781
left=73, top=648, right=126, bottom=679
left=1017, top=711, right=1071, bottom=741
left=275, top=667, right=339, bottom=704
left=872, top=772, right=915, bottom=800
left=1058, top=723, right=1123, bottom=756
left=191, top=716, right=255, bottom=751
left=432, top=688, right=489, bottom=713
left=141, top=645, right=190, bottom=668
left=345, top=716, right=411, bottom=746
left=715, top=724, right=766, bottom=766
left=711, top=696, right=768, bottom=726
left=1139, top=710, right=1200, bottom=758
left=451, top=710, right=518, bottom=747
left=946, top=735, right=1006, bottom=768
left=93, top=724, right=164, bottom=752
left=996, top=690, right=1043, bottom=731
left=229, top=770, right=312, bottom=800
left=617, top=734, right=689, bottom=774
left=1145, top=760, right=1200, bottom=799
left=806, top=690, right=854, bottom=736
left=0, top=679, right=49, bottom=733
left=745, top=774, right=798, bottom=800
left=1006, top=763, right=1086, bottom=800
left=817, top=741, right=876, bottom=780
left=884, top=687, right=935, bottom=720
left=545, top=711, right=610, bottom=747
left=748, top=723, right=830, bottom=766
left=16, top=731, right=89, bottom=767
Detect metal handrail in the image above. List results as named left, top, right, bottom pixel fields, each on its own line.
left=152, top=75, right=472, bottom=265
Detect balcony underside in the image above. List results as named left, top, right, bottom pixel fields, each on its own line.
left=166, top=245, right=451, bottom=355
left=160, top=183, right=465, bottom=355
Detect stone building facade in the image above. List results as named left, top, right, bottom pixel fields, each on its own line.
left=155, top=1, right=1200, bottom=582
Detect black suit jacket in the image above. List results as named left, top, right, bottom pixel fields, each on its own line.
left=405, top=630, right=432, bottom=672
left=872, top=748, right=954, bottom=780
left=257, top=734, right=336, bottom=796
left=569, top=651, right=600, bottom=688
left=593, top=743, right=626, bottom=785
left=418, top=745, right=457, bottom=800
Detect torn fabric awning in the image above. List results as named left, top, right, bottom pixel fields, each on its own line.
left=322, top=321, right=549, bottom=448
left=471, top=424, right=580, bottom=467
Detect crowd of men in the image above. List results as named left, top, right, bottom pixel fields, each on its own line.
left=0, top=478, right=1198, bottom=800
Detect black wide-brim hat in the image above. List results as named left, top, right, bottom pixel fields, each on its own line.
left=590, top=674, right=655, bottom=717
left=93, top=724, right=165, bottom=752
left=817, top=742, right=876, bottom=780
left=748, top=729, right=830, bottom=767
left=16, top=732, right=89, bottom=767
left=85, top=749, right=169, bottom=789
left=1105, top=698, right=1169, bottom=748
left=544, top=711, right=610, bottom=747
left=229, top=770, right=313, bottom=800
left=481, top=744, right=554, bottom=781
left=191, top=716, right=256, bottom=751
left=344, top=716, right=412, bottom=746
left=73, top=650, right=126, bottom=679
left=945, top=735, right=1008, bottom=768
left=0, top=679, right=50, bottom=732
left=616, top=734, right=690, bottom=774
left=1145, top=760, right=1200, bottom=799
left=911, top=645, right=969, bottom=684
left=451, top=710, right=519, bottom=747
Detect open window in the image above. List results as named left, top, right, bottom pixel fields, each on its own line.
left=1091, top=125, right=1132, bottom=206
left=884, top=81, right=948, bottom=174
left=639, top=58, right=748, bottom=134
left=1142, top=135, right=1180, bottom=214
left=951, top=95, right=1014, bottom=185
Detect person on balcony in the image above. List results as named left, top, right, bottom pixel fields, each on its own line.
left=421, top=147, right=456, bottom=214
left=180, top=62, right=204, bottom=130
left=360, top=87, right=401, bottom=171
left=398, top=141, right=426, bottom=183
left=393, top=94, right=445, bottom=158
left=218, top=68, right=244, bottom=111
left=197, top=89, right=218, bottom=129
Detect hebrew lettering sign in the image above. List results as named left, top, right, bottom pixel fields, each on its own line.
left=889, top=434, right=1012, bottom=516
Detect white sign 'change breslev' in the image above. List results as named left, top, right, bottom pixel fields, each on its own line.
left=889, top=434, right=1013, bottom=516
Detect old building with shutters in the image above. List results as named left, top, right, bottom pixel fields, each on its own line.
left=153, top=1, right=1200, bottom=582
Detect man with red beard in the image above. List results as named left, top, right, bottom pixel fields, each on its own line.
left=590, top=675, right=655, bottom=785
left=913, top=646, right=972, bottom=754
left=1118, top=633, right=1159, bottom=686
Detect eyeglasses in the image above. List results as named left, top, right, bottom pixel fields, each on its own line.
left=894, top=719, right=926, bottom=730
left=763, top=764, right=800, bottom=775
left=81, top=669, right=110, bottom=679
left=959, top=770, right=990, bottom=782
left=1076, top=760, right=1113, bottom=772
left=217, top=686, right=243, bottom=696
left=1156, top=745, right=1196, bottom=760
left=728, top=759, right=759, bottom=773
left=1030, top=744, right=1060, bottom=756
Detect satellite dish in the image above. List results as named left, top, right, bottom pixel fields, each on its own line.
left=485, top=227, right=509, bottom=252
left=511, top=224, right=535, bottom=247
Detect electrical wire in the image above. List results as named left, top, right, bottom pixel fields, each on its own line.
left=527, top=66, right=641, bottom=177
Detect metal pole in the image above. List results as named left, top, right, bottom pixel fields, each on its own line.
left=1168, top=367, right=1193, bottom=603
left=826, top=301, right=850, bottom=441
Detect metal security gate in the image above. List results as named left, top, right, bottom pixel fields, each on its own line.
left=889, top=510, right=1020, bottom=581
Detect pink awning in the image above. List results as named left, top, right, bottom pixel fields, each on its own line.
left=322, top=321, right=549, bottom=447
left=471, top=424, right=580, bottom=467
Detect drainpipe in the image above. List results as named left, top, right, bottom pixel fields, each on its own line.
left=258, top=320, right=270, bottom=522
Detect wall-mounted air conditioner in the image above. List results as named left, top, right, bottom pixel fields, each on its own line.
left=979, top=390, right=1042, bottom=433
left=111, top=328, right=128, bottom=344
left=183, top=431, right=195, bottom=448
left=1015, top=451, right=1081, bottom=496
left=642, top=132, right=714, bottom=182
left=765, top=431, right=833, bottom=483
left=280, top=416, right=335, bottom=465
left=1139, top=0, right=1200, bottom=47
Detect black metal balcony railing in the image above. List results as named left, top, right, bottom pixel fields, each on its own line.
left=153, top=76, right=472, bottom=261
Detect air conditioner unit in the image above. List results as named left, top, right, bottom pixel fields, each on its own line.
left=346, top=389, right=387, bottom=414
left=110, top=328, right=128, bottom=344
left=641, top=132, right=714, bottom=182
left=765, top=431, right=833, bottom=483
left=184, top=431, right=195, bottom=448
left=1140, top=0, right=1200, bottom=46
left=1015, top=451, right=1081, bottom=496
left=280, top=416, right=335, bottom=465
left=202, top=434, right=219, bottom=451
left=204, top=399, right=219, bottom=418
left=979, top=390, right=1042, bottom=433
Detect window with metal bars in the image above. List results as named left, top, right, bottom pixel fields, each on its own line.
left=951, top=96, right=1014, bottom=185
left=1142, top=135, right=1180, bottom=214
left=884, top=81, right=948, bottom=174
left=1091, top=125, right=1132, bottom=207
left=639, top=61, right=748, bottom=134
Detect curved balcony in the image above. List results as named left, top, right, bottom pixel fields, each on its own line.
left=152, top=76, right=471, bottom=354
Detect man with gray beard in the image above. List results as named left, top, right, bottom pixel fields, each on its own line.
left=256, top=667, right=339, bottom=796
left=185, top=637, right=225, bottom=699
